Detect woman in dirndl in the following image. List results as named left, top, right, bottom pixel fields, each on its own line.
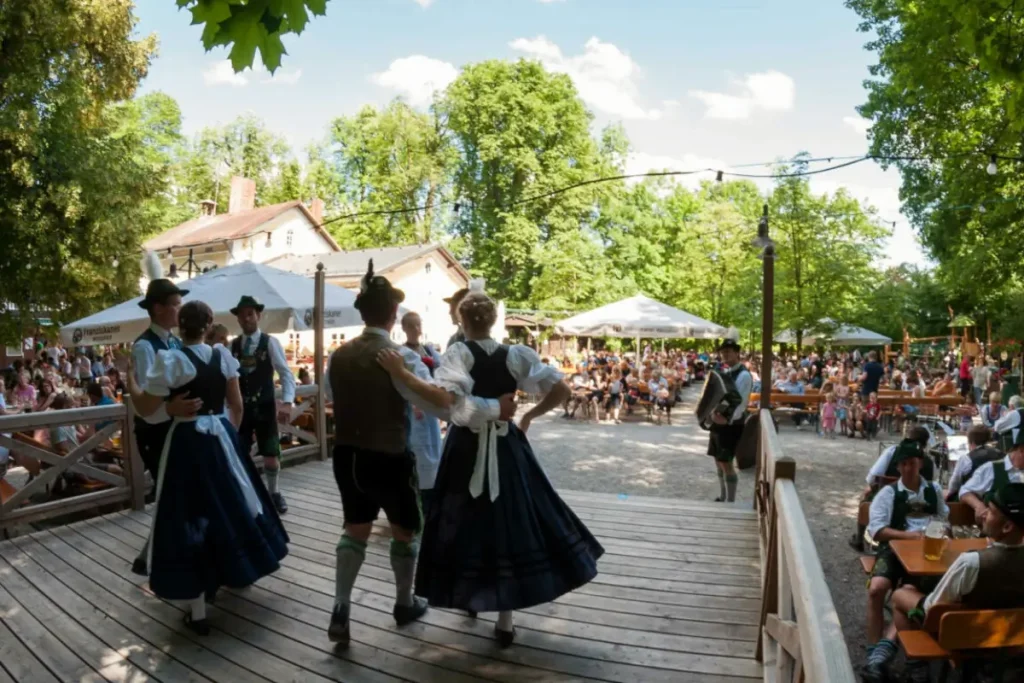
left=376, top=289, right=604, bottom=647
left=127, top=300, right=288, bottom=635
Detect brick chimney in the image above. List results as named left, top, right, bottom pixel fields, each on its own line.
left=309, top=197, right=324, bottom=225
left=228, top=176, right=256, bottom=214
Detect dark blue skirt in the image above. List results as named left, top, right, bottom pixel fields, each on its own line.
left=415, top=423, right=604, bottom=612
left=149, top=417, right=289, bottom=601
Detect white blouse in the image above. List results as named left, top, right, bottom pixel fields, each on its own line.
left=435, top=339, right=563, bottom=401
left=146, top=343, right=240, bottom=396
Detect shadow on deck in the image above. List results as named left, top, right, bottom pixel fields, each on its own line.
left=0, top=458, right=763, bottom=682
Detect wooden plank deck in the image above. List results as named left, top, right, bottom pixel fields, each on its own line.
left=0, top=459, right=763, bottom=682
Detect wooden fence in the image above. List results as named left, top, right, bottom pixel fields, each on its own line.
left=0, top=402, right=146, bottom=533
left=754, top=408, right=858, bottom=683
left=0, top=383, right=329, bottom=534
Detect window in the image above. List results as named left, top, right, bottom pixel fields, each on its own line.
left=286, top=229, right=294, bottom=247
left=425, top=261, right=432, bottom=274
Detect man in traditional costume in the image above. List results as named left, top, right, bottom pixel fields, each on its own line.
left=231, top=295, right=296, bottom=514
left=131, top=253, right=201, bottom=576
left=959, top=408, right=1024, bottom=522
left=862, top=440, right=947, bottom=681
left=326, top=263, right=516, bottom=646
left=705, top=335, right=752, bottom=503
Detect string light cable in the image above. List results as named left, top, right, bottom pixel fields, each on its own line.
left=313, top=151, right=1020, bottom=231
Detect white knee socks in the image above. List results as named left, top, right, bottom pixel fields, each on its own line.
left=497, top=610, right=514, bottom=631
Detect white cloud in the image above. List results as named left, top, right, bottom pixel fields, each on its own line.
left=510, top=36, right=662, bottom=120
left=689, top=70, right=795, bottom=120
left=843, top=115, right=872, bottom=136
left=202, top=60, right=302, bottom=87
left=412, top=0, right=435, bottom=7
left=626, top=151, right=730, bottom=190
left=371, top=55, right=458, bottom=106
left=203, top=60, right=248, bottom=86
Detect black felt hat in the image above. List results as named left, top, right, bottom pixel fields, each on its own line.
left=717, top=339, right=742, bottom=352
left=891, top=438, right=926, bottom=465
left=138, top=279, right=188, bottom=310
left=230, top=295, right=265, bottom=316
left=354, top=259, right=405, bottom=312
left=992, top=483, right=1024, bottom=527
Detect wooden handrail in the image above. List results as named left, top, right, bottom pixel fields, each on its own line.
left=0, top=401, right=147, bottom=532
left=755, top=408, right=857, bottom=683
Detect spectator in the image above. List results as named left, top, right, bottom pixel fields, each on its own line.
left=959, top=354, right=974, bottom=398
left=75, top=351, right=92, bottom=383
left=12, top=371, right=36, bottom=408
left=972, top=360, right=991, bottom=407
left=860, top=351, right=885, bottom=398
left=34, top=378, right=57, bottom=412
left=947, top=425, right=1003, bottom=501
left=205, top=323, right=230, bottom=347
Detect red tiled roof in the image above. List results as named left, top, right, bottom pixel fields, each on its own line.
left=144, top=201, right=336, bottom=251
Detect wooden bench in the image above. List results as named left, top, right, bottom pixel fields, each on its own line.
left=0, top=478, right=18, bottom=505
left=898, top=605, right=1024, bottom=673
left=749, top=392, right=824, bottom=425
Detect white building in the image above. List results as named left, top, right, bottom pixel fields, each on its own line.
left=269, top=243, right=470, bottom=351
left=143, top=177, right=340, bottom=278
left=143, top=177, right=470, bottom=353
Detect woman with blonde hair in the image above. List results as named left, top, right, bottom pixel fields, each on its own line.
left=377, top=288, right=604, bottom=647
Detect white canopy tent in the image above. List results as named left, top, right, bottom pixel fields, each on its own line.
left=60, top=261, right=368, bottom=346
left=774, top=319, right=892, bottom=346
left=554, top=295, right=729, bottom=340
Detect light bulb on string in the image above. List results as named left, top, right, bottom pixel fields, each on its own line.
left=987, top=155, right=998, bottom=176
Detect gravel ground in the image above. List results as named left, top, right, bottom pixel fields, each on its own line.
left=524, top=386, right=881, bottom=667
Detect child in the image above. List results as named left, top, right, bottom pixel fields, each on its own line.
left=864, top=391, right=881, bottom=440
left=834, top=372, right=851, bottom=436
left=957, top=391, right=978, bottom=433
left=849, top=393, right=865, bottom=439
left=821, top=392, right=837, bottom=439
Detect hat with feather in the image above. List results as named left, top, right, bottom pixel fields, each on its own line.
left=138, top=252, right=188, bottom=311
left=354, top=259, right=405, bottom=313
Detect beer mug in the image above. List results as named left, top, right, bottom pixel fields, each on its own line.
left=923, top=518, right=949, bottom=561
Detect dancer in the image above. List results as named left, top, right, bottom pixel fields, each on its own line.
left=377, top=289, right=605, bottom=647
left=131, top=253, right=201, bottom=576
left=127, top=301, right=288, bottom=635
left=707, top=337, right=752, bottom=502
left=230, top=295, right=296, bottom=514
left=326, top=263, right=517, bottom=647
left=401, top=311, right=444, bottom=516
left=444, top=288, right=469, bottom=349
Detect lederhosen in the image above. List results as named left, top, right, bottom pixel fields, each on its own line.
left=707, top=364, right=749, bottom=462
left=871, top=481, right=940, bottom=589
left=133, top=329, right=174, bottom=475
left=231, top=334, right=279, bottom=460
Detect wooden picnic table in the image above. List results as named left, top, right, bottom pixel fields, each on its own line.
left=890, top=538, right=988, bottom=577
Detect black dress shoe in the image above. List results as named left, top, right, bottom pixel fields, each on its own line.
left=131, top=558, right=148, bottom=576
left=494, top=624, right=515, bottom=648
left=467, top=610, right=478, bottom=618
left=393, top=596, right=428, bottom=626
left=184, top=614, right=210, bottom=636
left=205, top=589, right=218, bottom=604
left=848, top=533, right=864, bottom=552
left=328, top=604, right=350, bottom=647
left=270, top=492, right=288, bottom=514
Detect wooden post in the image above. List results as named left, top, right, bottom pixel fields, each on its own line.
left=314, top=263, right=328, bottom=461
left=760, top=203, right=775, bottom=401
left=123, top=397, right=146, bottom=510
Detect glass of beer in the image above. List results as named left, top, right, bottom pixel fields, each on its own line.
left=923, top=518, right=949, bottom=561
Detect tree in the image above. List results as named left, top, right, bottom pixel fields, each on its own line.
left=176, top=0, right=328, bottom=72
left=851, top=265, right=950, bottom=343
left=847, top=0, right=1024, bottom=302
left=441, top=60, right=612, bottom=304
left=312, top=102, right=455, bottom=249
left=0, top=0, right=156, bottom=343
left=770, top=159, right=890, bottom=352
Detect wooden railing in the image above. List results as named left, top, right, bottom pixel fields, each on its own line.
left=274, top=383, right=329, bottom=465
left=754, top=408, right=857, bottom=683
left=0, top=402, right=146, bottom=533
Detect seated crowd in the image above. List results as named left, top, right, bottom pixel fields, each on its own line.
left=853, top=404, right=1024, bottom=681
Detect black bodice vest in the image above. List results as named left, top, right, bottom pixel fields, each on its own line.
left=169, top=347, right=226, bottom=416
left=465, top=341, right=517, bottom=399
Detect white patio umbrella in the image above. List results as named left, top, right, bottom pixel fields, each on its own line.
left=61, top=261, right=368, bottom=346
left=554, top=295, right=728, bottom=340
left=774, top=319, right=892, bottom=346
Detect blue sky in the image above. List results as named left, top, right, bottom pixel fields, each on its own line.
left=135, top=0, right=922, bottom=265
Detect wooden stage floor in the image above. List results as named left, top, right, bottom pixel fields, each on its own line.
left=0, top=459, right=763, bottom=682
